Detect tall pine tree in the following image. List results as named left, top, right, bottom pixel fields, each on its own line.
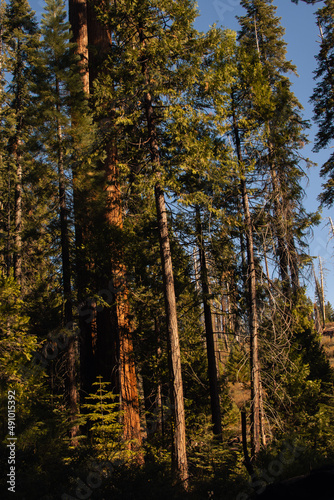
left=33, top=0, right=93, bottom=444
left=311, top=0, right=334, bottom=207
left=2, top=0, right=39, bottom=285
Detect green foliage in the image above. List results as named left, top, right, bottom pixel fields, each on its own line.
left=81, top=377, right=125, bottom=462
left=225, top=342, right=250, bottom=384
left=0, top=274, right=36, bottom=390
left=261, top=290, right=334, bottom=443
left=0, top=0, right=333, bottom=498
left=325, top=301, right=334, bottom=322
left=311, top=0, right=334, bottom=207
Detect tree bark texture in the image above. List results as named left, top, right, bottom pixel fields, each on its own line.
left=154, top=182, right=189, bottom=487
left=143, top=83, right=188, bottom=486
left=69, top=0, right=89, bottom=94
left=68, top=0, right=142, bottom=452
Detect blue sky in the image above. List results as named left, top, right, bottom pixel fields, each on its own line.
left=28, top=0, right=333, bottom=306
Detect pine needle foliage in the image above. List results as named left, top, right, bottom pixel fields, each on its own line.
left=81, top=376, right=125, bottom=462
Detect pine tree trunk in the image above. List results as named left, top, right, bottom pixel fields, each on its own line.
left=135, top=12, right=189, bottom=478
left=13, top=141, right=22, bottom=284
left=287, top=231, right=300, bottom=294
left=195, top=209, right=222, bottom=437
left=268, top=153, right=290, bottom=289
left=155, top=182, right=189, bottom=487
left=142, top=84, right=188, bottom=486
left=253, top=24, right=300, bottom=295
left=319, top=257, right=326, bottom=329
left=155, top=317, right=164, bottom=438
left=56, top=85, right=79, bottom=444
left=232, top=103, right=261, bottom=458
left=240, top=176, right=261, bottom=458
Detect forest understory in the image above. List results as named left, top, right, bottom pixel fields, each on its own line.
left=1, top=0, right=334, bottom=498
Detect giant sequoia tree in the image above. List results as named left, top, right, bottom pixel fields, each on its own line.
left=68, top=0, right=143, bottom=453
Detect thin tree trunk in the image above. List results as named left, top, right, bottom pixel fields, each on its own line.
left=254, top=26, right=299, bottom=294
left=319, top=257, right=326, bottom=328
left=240, top=175, right=261, bottom=458
left=13, top=141, right=22, bottom=284
left=232, top=101, right=261, bottom=458
left=193, top=246, right=201, bottom=294
left=136, top=366, right=147, bottom=441
left=241, top=410, right=254, bottom=476
left=12, top=37, right=23, bottom=284
left=6, top=164, right=12, bottom=276
left=56, top=82, right=79, bottom=444
left=222, top=292, right=230, bottom=353
left=142, top=81, right=188, bottom=486
left=268, top=153, right=290, bottom=289
left=287, top=230, right=300, bottom=294
left=154, top=183, right=188, bottom=487
left=155, top=317, right=164, bottom=438
left=196, top=209, right=222, bottom=437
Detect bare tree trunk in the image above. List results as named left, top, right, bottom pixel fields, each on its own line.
left=232, top=101, right=261, bottom=458
left=313, top=261, right=325, bottom=332
left=154, top=183, right=188, bottom=487
left=196, top=209, right=222, bottom=437
left=142, top=80, right=188, bottom=486
left=240, top=175, right=261, bottom=458
left=319, top=257, right=326, bottom=328
left=13, top=142, right=22, bottom=284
